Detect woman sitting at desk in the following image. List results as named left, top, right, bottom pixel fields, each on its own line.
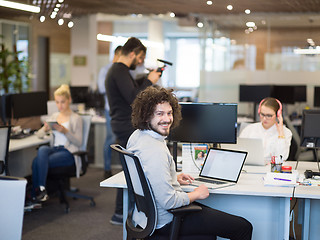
left=239, top=97, right=292, bottom=162
left=32, top=84, right=83, bottom=202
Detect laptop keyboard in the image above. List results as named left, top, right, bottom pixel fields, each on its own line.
left=194, top=178, right=225, bottom=185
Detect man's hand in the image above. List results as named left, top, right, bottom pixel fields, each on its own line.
left=187, top=184, right=209, bottom=202
left=147, top=70, right=161, bottom=84
left=177, top=173, right=194, bottom=185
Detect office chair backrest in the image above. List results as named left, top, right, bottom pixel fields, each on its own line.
left=283, top=116, right=301, bottom=161
left=0, top=126, right=11, bottom=175
left=110, top=144, right=157, bottom=239
left=80, top=115, right=92, bottom=151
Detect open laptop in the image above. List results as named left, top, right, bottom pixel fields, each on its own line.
left=192, top=148, right=247, bottom=189
left=221, top=138, right=265, bottom=166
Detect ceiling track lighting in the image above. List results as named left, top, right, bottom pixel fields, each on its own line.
left=0, top=0, right=40, bottom=13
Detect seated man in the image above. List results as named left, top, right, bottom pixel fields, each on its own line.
left=127, top=86, right=253, bottom=239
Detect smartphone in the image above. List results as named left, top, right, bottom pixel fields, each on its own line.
left=47, top=121, right=59, bottom=129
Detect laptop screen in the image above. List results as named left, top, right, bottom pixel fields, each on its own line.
left=199, top=148, right=247, bottom=182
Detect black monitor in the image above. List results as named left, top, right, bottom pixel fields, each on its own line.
left=293, top=85, right=307, bottom=102
left=272, top=85, right=295, bottom=104
left=168, top=102, right=237, bottom=144
left=314, top=87, right=320, bottom=107
left=69, top=86, right=89, bottom=104
left=300, top=109, right=320, bottom=148
left=9, top=91, right=48, bottom=119
left=239, top=85, right=273, bottom=103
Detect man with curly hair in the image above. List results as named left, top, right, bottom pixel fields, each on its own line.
left=127, top=86, right=253, bottom=239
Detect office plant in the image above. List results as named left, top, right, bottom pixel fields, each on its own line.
left=0, top=35, right=30, bottom=94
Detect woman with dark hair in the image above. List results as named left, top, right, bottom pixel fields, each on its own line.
left=240, top=97, right=292, bottom=162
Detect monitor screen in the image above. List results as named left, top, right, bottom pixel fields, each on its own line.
left=168, top=102, right=237, bottom=144
left=272, top=85, right=295, bottom=104
left=69, top=86, right=89, bottom=104
left=314, top=87, right=320, bottom=107
left=293, top=85, right=307, bottom=102
left=300, top=109, right=320, bottom=148
left=239, top=85, right=273, bottom=103
left=10, top=91, right=48, bottom=119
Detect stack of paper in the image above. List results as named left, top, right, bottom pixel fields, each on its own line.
left=264, top=172, right=298, bottom=187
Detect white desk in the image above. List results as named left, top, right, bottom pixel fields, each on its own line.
left=292, top=161, right=320, bottom=240
left=8, top=134, right=50, bottom=177
left=100, top=166, right=294, bottom=240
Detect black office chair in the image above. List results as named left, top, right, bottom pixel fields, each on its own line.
left=111, top=144, right=215, bottom=240
left=47, top=115, right=95, bottom=213
left=0, top=126, right=11, bottom=175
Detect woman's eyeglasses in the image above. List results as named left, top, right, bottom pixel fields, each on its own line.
left=259, top=113, right=275, bottom=119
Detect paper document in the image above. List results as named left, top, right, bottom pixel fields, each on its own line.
left=264, top=172, right=298, bottom=187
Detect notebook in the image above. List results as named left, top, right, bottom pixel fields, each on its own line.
left=192, top=148, right=247, bottom=189
left=221, top=138, right=265, bottom=166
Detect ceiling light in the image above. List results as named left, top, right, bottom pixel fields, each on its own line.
left=248, top=27, right=253, bottom=32
left=0, top=0, right=40, bottom=13
left=245, top=29, right=250, bottom=34
left=58, top=18, right=64, bottom=25
left=169, top=12, right=175, bottom=18
left=246, top=22, right=255, bottom=28
left=261, top=20, right=266, bottom=25
left=50, top=13, right=57, bottom=19
left=56, top=3, right=61, bottom=7
left=197, top=22, right=204, bottom=28
left=207, top=1, right=213, bottom=5
left=68, top=21, right=74, bottom=28
left=227, top=5, right=233, bottom=10
left=54, top=7, right=59, bottom=12
left=58, top=0, right=64, bottom=3
left=245, top=9, right=250, bottom=14
left=39, top=15, right=45, bottom=22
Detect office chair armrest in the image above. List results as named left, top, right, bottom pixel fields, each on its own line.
left=169, top=204, right=202, bottom=216
left=0, top=160, right=4, bottom=174
left=72, top=151, right=88, bottom=157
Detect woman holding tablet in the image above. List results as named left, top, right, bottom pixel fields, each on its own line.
left=239, top=97, right=292, bottom=162
left=32, top=84, right=83, bottom=202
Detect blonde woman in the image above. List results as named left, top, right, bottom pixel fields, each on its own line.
left=32, top=84, right=83, bottom=202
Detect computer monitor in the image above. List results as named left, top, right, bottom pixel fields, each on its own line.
left=168, top=102, right=238, bottom=144
left=239, top=85, right=273, bottom=103
left=293, top=85, right=307, bottom=102
left=272, top=85, right=295, bottom=104
left=314, top=87, right=320, bottom=107
left=10, top=91, right=48, bottom=119
left=300, top=109, right=320, bottom=148
left=69, top=86, right=89, bottom=104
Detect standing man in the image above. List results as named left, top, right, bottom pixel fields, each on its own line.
left=97, top=45, right=122, bottom=179
left=127, top=86, right=253, bottom=239
left=106, top=37, right=161, bottom=225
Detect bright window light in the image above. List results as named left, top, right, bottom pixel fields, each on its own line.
left=0, top=0, right=40, bottom=13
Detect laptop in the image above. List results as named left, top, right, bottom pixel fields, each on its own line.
left=192, top=148, right=247, bottom=189
left=221, top=138, right=265, bottom=166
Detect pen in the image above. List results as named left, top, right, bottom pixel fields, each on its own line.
left=274, top=178, right=291, bottom=182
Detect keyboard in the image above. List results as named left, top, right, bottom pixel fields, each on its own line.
left=194, top=178, right=225, bottom=185
left=10, top=132, right=33, bottom=139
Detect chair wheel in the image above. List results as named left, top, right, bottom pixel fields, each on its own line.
left=90, top=200, right=96, bottom=207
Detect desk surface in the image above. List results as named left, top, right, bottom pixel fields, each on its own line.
left=100, top=165, right=293, bottom=198
left=9, top=134, right=50, bottom=152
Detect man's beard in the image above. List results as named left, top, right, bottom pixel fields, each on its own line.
left=149, top=121, right=172, bottom=136
left=129, top=58, right=138, bottom=70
